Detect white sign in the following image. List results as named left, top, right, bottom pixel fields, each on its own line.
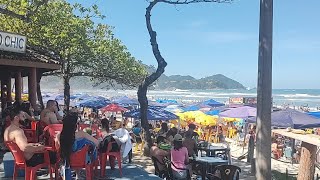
left=0, top=31, right=26, bottom=53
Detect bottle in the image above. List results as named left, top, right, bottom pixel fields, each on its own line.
left=198, top=150, right=201, bottom=158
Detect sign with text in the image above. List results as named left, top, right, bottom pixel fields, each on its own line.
left=229, top=97, right=244, bottom=104
left=0, top=31, right=26, bottom=53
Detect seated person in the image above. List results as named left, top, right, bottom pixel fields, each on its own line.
left=150, top=136, right=170, bottom=172
left=55, top=113, right=99, bottom=179
left=183, top=131, right=197, bottom=157
left=110, top=119, right=133, bottom=163
left=166, top=127, right=178, bottom=144
left=171, top=134, right=190, bottom=179
left=40, top=100, right=63, bottom=125
left=99, top=118, right=110, bottom=138
left=271, top=138, right=283, bottom=158
left=4, top=108, right=56, bottom=167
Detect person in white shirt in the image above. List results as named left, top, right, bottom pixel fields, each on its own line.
left=111, top=119, right=133, bottom=163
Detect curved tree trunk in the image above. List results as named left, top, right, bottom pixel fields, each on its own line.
left=63, top=75, right=70, bottom=115
left=138, top=0, right=167, bottom=156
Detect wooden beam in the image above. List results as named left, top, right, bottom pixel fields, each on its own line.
left=0, top=58, right=60, bottom=70
left=298, top=142, right=317, bottom=180
left=255, top=0, right=273, bottom=180
left=6, top=76, right=12, bottom=102
left=28, top=67, right=37, bottom=108
left=15, top=71, right=22, bottom=101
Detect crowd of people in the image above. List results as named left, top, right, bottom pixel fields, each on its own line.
left=1, top=100, right=135, bottom=179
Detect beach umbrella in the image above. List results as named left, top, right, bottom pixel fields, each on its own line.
left=100, top=104, right=128, bottom=113
left=156, top=99, right=178, bottom=104
left=123, top=107, right=179, bottom=121
left=202, top=99, right=225, bottom=107
left=206, top=110, right=220, bottom=116
left=248, top=109, right=320, bottom=129
left=114, top=96, right=139, bottom=105
left=164, top=105, right=184, bottom=113
left=308, top=112, right=320, bottom=118
left=219, top=106, right=256, bottom=118
left=76, top=97, right=110, bottom=109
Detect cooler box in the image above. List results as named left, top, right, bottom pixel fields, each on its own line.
left=3, top=152, right=25, bottom=177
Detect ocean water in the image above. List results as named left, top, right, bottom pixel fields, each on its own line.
left=43, top=88, right=320, bottom=109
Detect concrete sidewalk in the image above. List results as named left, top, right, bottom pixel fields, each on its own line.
left=0, top=162, right=161, bottom=180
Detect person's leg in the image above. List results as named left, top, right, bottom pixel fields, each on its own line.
left=109, top=155, right=115, bottom=170
left=128, top=149, right=132, bottom=163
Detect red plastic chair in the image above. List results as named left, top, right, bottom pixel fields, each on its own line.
left=24, top=121, right=39, bottom=143
left=100, top=142, right=122, bottom=177
left=43, top=124, right=63, bottom=150
left=5, top=141, right=53, bottom=180
left=69, top=145, right=96, bottom=180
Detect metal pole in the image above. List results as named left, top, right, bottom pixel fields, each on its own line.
left=256, top=0, right=273, bottom=180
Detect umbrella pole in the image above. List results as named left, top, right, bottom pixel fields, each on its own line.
left=242, top=118, right=248, bottom=154
left=178, top=118, right=181, bottom=131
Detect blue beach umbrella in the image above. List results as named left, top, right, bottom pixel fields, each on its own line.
left=308, top=112, right=320, bottom=118
left=202, top=99, right=225, bottom=107
left=123, top=107, right=179, bottom=121
left=76, top=97, right=110, bottom=109
left=114, top=96, right=139, bottom=105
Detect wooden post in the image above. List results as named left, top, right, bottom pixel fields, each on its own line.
left=6, top=76, right=12, bottom=103
left=255, top=0, right=273, bottom=180
left=1, top=80, right=6, bottom=111
left=15, top=71, right=22, bottom=102
left=297, top=142, right=317, bottom=180
left=28, top=67, right=37, bottom=108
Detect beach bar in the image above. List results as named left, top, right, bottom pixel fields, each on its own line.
left=273, top=129, right=319, bottom=180
left=0, top=31, right=61, bottom=111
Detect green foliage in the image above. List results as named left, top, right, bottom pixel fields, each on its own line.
left=0, top=0, right=146, bottom=87
left=156, top=74, right=245, bottom=89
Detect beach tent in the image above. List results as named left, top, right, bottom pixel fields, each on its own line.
left=164, top=105, right=184, bottom=113
left=123, top=106, right=179, bottom=121
left=308, top=112, right=320, bottom=118
left=248, top=109, right=320, bottom=129
left=202, top=99, right=225, bottom=107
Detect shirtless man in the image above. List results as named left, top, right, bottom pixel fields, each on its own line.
left=4, top=108, right=55, bottom=167
left=40, top=100, right=63, bottom=125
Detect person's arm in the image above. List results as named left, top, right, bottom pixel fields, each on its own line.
left=55, top=111, right=63, bottom=121
left=15, top=129, right=45, bottom=152
left=23, top=112, right=35, bottom=121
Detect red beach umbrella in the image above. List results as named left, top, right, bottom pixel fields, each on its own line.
left=100, top=103, right=128, bottom=112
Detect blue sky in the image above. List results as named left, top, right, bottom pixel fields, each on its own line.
left=69, top=0, right=320, bottom=89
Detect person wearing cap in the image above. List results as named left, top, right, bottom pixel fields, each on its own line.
left=171, top=134, right=189, bottom=179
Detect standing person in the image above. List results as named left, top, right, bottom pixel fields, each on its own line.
left=187, top=124, right=199, bottom=142
left=158, top=122, right=169, bottom=137
left=40, top=100, right=62, bottom=125
left=166, top=127, right=178, bottom=144
left=171, top=134, right=189, bottom=179
left=183, top=131, right=197, bottom=157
